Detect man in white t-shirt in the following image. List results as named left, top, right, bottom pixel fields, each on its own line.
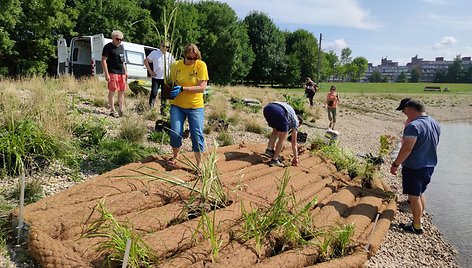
left=144, top=41, right=175, bottom=114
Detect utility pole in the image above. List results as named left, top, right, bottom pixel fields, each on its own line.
left=317, top=33, right=322, bottom=83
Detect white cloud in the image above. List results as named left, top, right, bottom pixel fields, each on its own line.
left=433, top=36, right=458, bottom=50
left=216, top=0, right=380, bottom=30
left=326, top=39, right=348, bottom=53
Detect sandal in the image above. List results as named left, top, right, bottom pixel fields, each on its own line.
left=165, top=158, right=178, bottom=168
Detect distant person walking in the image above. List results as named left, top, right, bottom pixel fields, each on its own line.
left=391, top=99, right=441, bottom=235
left=144, top=41, right=175, bottom=114
left=263, top=102, right=302, bottom=167
left=102, top=30, right=127, bottom=117
left=304, top=77, right=317, bottom=108
left=326, top=85, right=340, bottom=130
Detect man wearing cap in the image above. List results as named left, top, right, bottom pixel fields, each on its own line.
left=391, top=99, right=441, bottom=234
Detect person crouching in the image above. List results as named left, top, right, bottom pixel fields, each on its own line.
left=263, top=102, right=303, bottom=167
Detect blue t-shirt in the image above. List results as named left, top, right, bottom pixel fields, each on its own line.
left=403, top=115, right=441, bottom=169
left=273, top=102, right=299, bottom=129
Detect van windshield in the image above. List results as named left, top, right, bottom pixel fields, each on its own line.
left=126, top=51, right=144, bottom=66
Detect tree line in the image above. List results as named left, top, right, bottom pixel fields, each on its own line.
left=0, top=0, right=369, bottom=86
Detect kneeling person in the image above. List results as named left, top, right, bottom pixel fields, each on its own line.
left=263, top=102, right=302, bottom=167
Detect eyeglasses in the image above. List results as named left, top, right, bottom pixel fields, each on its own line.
left=186, top=56, right=198, bottom=60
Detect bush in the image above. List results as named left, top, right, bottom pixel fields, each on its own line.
left=6, top=179, right=44, bottom=205
left=84, top=139, right=158, bottom=174
left=283, top=94, right=306, bottom=119
left=73, top=118, right=108, bottom=147
left=119, top=115, right=148, bottom=143
left=217, top=131, right=233, bottom=146
left=148, top=130, right=170, bottom=145
left=0, top=119, right=66, bottom=175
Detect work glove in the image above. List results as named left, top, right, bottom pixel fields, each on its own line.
left=169, top=85, right=182, bottom=99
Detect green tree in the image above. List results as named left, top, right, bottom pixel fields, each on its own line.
left=396, top=72, right=408, bottom=83
left=409, top=68, right=421, bottom=82
left=338, top=47, right=352, bottom=81
left=244, top=11, right=285, bottom=85
left=369, top=70, right=383, bottom=82
left=285, top=29, right=318, bottom=83
left=350, top=56, right=368, bottom=82
left=433, top=69, right=447, bottom=83
left=446, top=56, right=466, bottom=83
left=322, top=50, right=338, bottom=81
left=195, top=1, right=254, bottom=85
left=0, top=0, right=21, bottom=75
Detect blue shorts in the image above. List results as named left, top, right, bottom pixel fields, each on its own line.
left=263, top=103, right=289, bottom=132
left=402, top=166, right=434, bottom=196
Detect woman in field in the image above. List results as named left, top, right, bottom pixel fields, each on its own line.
left=304, top=77, right=317, bottom=108
left=167, top=43, right=209, bottom=167
left=326, top=85, right=340, bottom=130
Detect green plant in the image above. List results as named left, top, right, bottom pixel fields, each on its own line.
left=240, top=169, right=317, bottom=255
left=217, top=131, right=233, bottom=146
left=0, top=119, right=66, bottom=175
left=83, top=199, right=157, bottom=267
left=73, top=118, right=108, bottom=147
left=283, top=94, right=306, bottom=117
left=6, top=179, right=44, bottom=205
left=193, top=209, right=222, bottom=263
left=119, top=115, right=148, bottom=143
left=84, top=139, right=158, bottom=174
left=148, top=131, right=170, bottom=145
left=316, top=223, right=355, bottom=261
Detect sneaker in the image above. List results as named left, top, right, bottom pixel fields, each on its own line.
left=269, top=159, right=285, bottom=167
left=400, top=223, right=424, bottom=235
left=264, top=149, right=275, bottom=158
left=109, top=111, right=118, bottom=118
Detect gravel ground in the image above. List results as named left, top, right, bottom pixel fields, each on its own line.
left=1, top=91, right=471, bottom=267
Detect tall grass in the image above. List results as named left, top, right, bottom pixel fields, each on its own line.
left=119, top=114, right=148, bottom=143
left=208, top=94, right=229, bottom=121
left=193, top=209, right=222, bottom=263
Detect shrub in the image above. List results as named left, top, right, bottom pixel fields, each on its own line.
left=84, top=139, right=158, bottom=174
left=0, top=119, right=67, bottom=175
left=119, top=115, right=148, bottom=143
left=73, top=118, right=108, bottom=147
left=283, top=94, right=306, bottom=118
left=148, top=131, right=170, bottom=145
left=6, top=179, right=44, bottom=205
left=217, top=131, right=233, bottom=146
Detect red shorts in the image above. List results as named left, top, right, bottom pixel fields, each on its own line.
left=107, top=73, right=127, bottom=91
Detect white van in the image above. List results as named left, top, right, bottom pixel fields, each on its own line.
left=57, top=34, right=157, bottom=80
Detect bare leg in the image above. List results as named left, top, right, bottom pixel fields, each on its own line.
left=118, top=90, right=125, bottom=113
left=408, top=195, right=423, bottom=226
left=420, top=193, right=426, bottom=213
left=108, top=91, right=115, bottom=112
left=267, top=128, right=278, bottom=150
left=273, top=131, right=288, bottom=161
left=172, top=147, right=180, bottom=160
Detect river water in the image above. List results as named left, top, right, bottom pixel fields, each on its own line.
left=427, top=122, right=472, bottom=267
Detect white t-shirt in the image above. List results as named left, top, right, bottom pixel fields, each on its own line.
left=146, top=50, right=174, bottom=79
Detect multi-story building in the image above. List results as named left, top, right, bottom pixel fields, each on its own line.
left=363, top=56, right=472, bottom=82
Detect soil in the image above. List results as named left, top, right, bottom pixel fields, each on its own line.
left=9, top=143, right=395, bottom=267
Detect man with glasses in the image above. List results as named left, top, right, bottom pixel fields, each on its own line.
left=144, top=41, right=175, bottom=114
left=102, top=30, right=128, bottom=117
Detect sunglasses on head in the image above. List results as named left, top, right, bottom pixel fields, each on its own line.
left=186, top=56, right=198, bottom=60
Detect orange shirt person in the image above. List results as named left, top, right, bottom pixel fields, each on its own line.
left=326, top=86, right=340, bottom=130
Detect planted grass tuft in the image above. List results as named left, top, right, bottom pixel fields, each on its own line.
left=119, top=114, right=148, bottom=143
left=83, top=199, right=157, bottom=267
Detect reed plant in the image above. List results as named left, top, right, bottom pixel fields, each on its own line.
left=193, top=209, right=222, bottom=263
left=83, top=199, right=157, bottom=267
left=317, top=223, right=355, bottom=261
left=240, top=169, right=317, bottom=255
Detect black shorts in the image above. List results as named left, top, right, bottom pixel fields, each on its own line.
left=263, top=103, right=289, bottom=132
left=402, top=166, right=434, bottom=196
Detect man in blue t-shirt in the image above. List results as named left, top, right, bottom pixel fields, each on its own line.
left=391, top=99, right=441, bottom=235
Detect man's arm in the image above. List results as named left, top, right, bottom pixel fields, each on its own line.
left=101, top=56, right=109, bottom=82
left=390, top=137, right=416, bottom=175
left=144, top=58, right=155, bottom=78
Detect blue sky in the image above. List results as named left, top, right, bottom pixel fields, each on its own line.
left=215, top=0, right=472, bottom=65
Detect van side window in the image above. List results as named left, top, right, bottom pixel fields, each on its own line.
left=126, top=51, right=144, bottom=66
left=72, top=48, right=79, bottom=61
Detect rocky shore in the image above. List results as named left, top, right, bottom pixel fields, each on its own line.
left=1, top=92, right=470, bottom=267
